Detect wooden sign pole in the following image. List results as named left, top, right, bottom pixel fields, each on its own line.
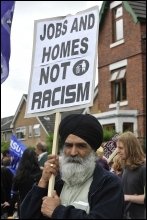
left=48, top=112, right=61, bottom=197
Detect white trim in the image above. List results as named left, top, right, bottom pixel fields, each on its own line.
left=93, top=109, right=138, bottom=135
left=109, top=101, right=128, bottom=109
left=117, top=68, right=126, bottom=79
left=110, top=1, right=122, bottom=9
left=110, top=39, right=124, bottom=48
left=33, top=124, right=40, bottom=129
left=109, top=59, right=127, bottom=71
left=37, top=117, right=49, bottom=135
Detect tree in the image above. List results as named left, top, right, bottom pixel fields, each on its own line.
left=1, top=141, right=10, bottom=153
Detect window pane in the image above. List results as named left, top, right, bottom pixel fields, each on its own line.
left=115, top=82, right=120, bottom=102
left=16, top=127, right=26, bottom=140
left=116, top=19, right=123, bottom=40
left=115, top=7, right=122, bottom=18
left=29, top=125, right=32, bottom=137
left=122, top=80, right=126, bottom=100
left=33, top=124, right=40, bottom=136
left=123, top=123, right=133, bottom=132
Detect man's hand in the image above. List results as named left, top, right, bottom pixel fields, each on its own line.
left=38, top=155, right=59, bottom=188
left=41, top=191, right=61, bottom=217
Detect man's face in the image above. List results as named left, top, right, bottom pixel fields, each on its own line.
left=60, top=134, right=96, bottom=186
left=63, top=134, right=92, bottom=158
left=117, top=140, right=126, bottom=160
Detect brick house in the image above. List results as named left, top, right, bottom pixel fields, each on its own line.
left=1, top=1, right=146, bottom=148
left=1, top=116, right=13, bottom=142
left=7, top=94, right=84, bottom=148
left=89, top=1, right=146, bottom=144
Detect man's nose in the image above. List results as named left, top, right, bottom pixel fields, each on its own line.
left=70, top=145, right=78, bottom=156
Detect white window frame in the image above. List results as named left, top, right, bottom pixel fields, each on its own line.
left=33, top=124, right=40, bottom=137
left=28, top=125, right=33, bottom=137
left=110, top=2, right=124, bottom=47
left=16, top=126, right=26, bottom=140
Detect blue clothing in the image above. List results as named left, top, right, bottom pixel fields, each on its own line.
left=20, top=164, right=124, bottom=219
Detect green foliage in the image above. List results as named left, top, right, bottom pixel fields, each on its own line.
left=103, top=129, right=117, bottom=142
left=1, top=141, right=10, bottom=153
left=46, top=133, right=54, bottom=154
left=46, top=133, right=62, bottom=154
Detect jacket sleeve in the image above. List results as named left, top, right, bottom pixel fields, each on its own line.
left=20, top=184, right=48, bottom=219
left=51, top=175, right=124, bottom=219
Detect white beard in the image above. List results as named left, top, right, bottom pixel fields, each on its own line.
left=59, top=151, right=97, bottom=186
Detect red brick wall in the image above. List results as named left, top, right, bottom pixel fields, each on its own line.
left=95, top=4, right=146, bottom=138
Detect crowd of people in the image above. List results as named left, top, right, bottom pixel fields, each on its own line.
left=1, top=114, right=146, bottom=219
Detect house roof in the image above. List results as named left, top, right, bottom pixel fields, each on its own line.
left=1, top=116, right=14, bottom=131
left=38, top=108, right=84, bottom=133
left=9, top=94, right=85, bottom=134
left=100, top=1, right=146, bottom=26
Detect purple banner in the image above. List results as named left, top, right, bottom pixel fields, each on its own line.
left=1, top=1, right=15, bottom=84
left=103, top=134, right=119, bottom=159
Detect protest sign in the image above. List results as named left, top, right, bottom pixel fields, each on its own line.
left=9, top=135, right=27, bottom=174
left=25, top=6, right=99, bottom=117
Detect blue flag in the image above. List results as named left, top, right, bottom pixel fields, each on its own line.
left=9, top=135, right=27, bottom=173
left=1, top=1, right=15, bottom=84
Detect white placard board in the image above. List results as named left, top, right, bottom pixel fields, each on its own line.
left=25, top=6, right=99, bottom=117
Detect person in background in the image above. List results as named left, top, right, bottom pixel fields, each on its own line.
left=1, top=165, right=14, bottom=218
left=1, top=150, right=11, bottom=166
left=96, top=146, right=110, bottom=170
left=111, top=154, right=123, bottom=178
left=35, top=141, right=48, bottom=170
left=117, top=131, right=146, bottom=219
left=20, top=114, right=124, bottom=219
left=12, top=148, right=42, bottom=218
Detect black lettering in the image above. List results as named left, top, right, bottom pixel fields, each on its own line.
left=52, top=87, right=61, bottom=106
left=31, top=92, right=42, bottom=110
left=60, top=86, right=65, bottom=104
left=42, top=46, right=51, bottom=63
left=62, top=20, right=68, bottom=35
left=41, top=90, right=52, bottom=108
left=77, top=82, right=90, bottom=101
left=88, top=14, right=95, bottom=29
left=60, top=41, right=71, bottom=58
left=52, top=44, right=60, bottom=60
left=39, top=67, right=50, bottom=85
left=79, top=15, right=87, bottom=31
left=65, top=84, right=76, bottom=103
left=61, top=62, right=70, bottom=79
left=71, top=39, right=79, bottom=55
left=80, top=37, right=88, bottom=54
left=40, top=24, right=46, bottom=41
left=55, top=23, right=62, bottom=38
left=47, top=24, right=55, bottom=39
left=50, top=64, right=60, bottom=82
left=70, top=18, right=78, bottom=33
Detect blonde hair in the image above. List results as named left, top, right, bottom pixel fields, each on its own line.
left=112, top=154, right=123, bottom=172
left=117, top=131, right=145, bottom=169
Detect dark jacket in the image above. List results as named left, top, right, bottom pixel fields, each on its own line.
left=38, top=153, right=48, bottom=167
left=20, top=164, right=124, bottom=219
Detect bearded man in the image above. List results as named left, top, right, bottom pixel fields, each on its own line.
left=20, top=114, right=124, bottom=219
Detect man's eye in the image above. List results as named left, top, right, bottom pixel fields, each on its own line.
left=64, top=143, right=73, bottom=148
left=77, top=143, right=87, bottom=148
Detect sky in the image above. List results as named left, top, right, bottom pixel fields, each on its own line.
left=1, top=1, right=103, bottom=118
